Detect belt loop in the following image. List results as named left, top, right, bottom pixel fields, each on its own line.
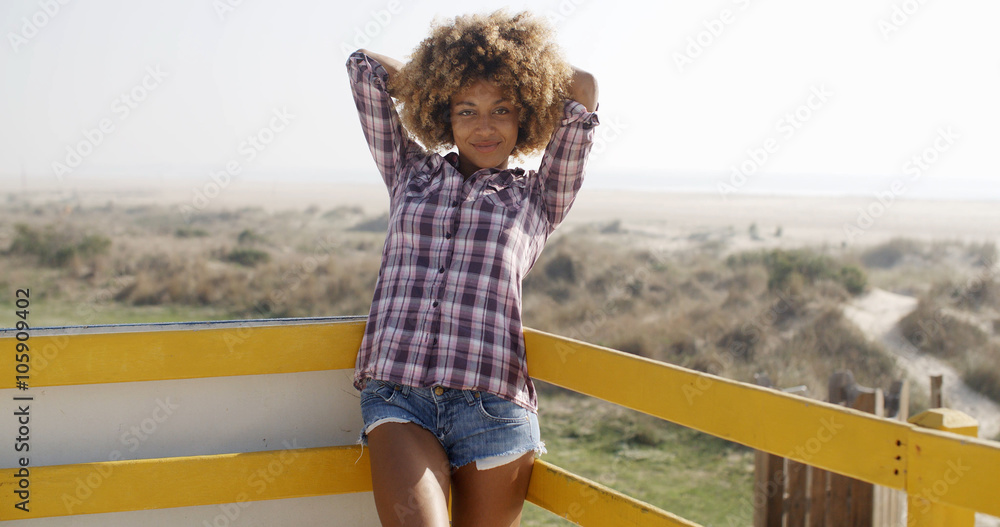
left=464, top=390, right=478, bottom=405
left=399, top=384, right=410, bottom=398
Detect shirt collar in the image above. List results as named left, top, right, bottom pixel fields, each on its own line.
left=442, top=151, right=525, bottom=183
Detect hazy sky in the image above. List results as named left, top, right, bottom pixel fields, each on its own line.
left=1, top=0, right=997, bottom=191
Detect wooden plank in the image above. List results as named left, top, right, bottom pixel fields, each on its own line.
left=524, top=329, right=909, bottom=490
left=849, top=390, right=878, bottom=526
left=808, top=466, right=828, bottom=527
left=764, top=455, right=784, bottom=527
left=884, top=381, right=908, bottom=527
left=786, top=460, right=808, bottom=527
left=752, top=374, right=776, bottom=527
left=851, top=482, right=872, bottom=527
left=930, top=375, right=943, bottom=409
left=825, top=371, right=850, bottom=527
left=0, top=318, right=366, bottom=388
left=753, top=450, right=768, bottom=527
left=828, top=472, right=851, bottom=526
left=0, top=445, right=371, bottom=519
left=897, top=380, right=910, bottom=421
left=828, top=371, right=851, bottom=406
left=525, top=460, right=701, bottom=527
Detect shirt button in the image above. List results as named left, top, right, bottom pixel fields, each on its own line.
left=434, top=386, right=445, bottom=396
left=451, top=200, right=459, bottom=207
left=445, top=232, right=452, bottom=239
left=438, top=266, right=445, bottom=273
left=432, top=300, right=439, bottom=307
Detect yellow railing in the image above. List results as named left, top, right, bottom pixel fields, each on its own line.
left=0, top=317, right=997, bottom=525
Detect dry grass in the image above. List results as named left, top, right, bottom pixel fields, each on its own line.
left=5, top=196, right=1000, bottom=523
left=899, top=275, right=1000, bottom=403
left=2, top=200, right=997, bottom=407
left=523, top=229, right=895, bottom=397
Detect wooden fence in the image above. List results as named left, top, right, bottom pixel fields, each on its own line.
left=1, top=318, right=998, bottom=526
left=753, top=371, right=910, bottom=526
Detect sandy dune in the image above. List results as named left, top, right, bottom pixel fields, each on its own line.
left=844, top=288, right=1000, bottom=439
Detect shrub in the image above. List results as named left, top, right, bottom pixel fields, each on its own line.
left=966, top=241, right=997, bottom=267
left=175, top=227, right=209, bottom=238
left=727, top=249, right=867, bottom=295
left=349, top=213, right=390, bottom=233
left=838, top=265, right=867, bottom=295
left=898, top=299, right=988, bottom=359
left=775, top=307, right=897, bottom=387
left=237, top=229, right=265, bottom=245
left=6, top=223, right=111, bottom=267
left=861, top=238, right=921, bottom=269
left=224, top=248, right=270, bottom=267
left=963, top=367, right=1000, bottom=404
left=716, top=326, right=759, bottom=362
left=545, top=253, right=577, bottom=283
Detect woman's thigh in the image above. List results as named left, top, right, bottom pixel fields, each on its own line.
left=450, top=451, right=535, bottom=527
left=367, top=422, right=452, bottom=527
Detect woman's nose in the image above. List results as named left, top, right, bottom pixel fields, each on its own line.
left=475, top=114, right=495, bottom=131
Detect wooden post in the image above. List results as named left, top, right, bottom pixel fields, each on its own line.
left=905, top=408, right=978, bottom=527
left=827, top=371, right=852, bottom=527
left=754, top=374, right=784, bottom=527
left=786, top=459, right=808, bottom=527
left=929, top=375, right=943, bottom=408
left=849, top=389, right=879, bottom=526
left=874, top=380, right=908, bottom=527
left=808, top=465, right=829, bottom=527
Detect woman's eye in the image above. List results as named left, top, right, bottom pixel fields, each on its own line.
left=494, top=108, right=509, bottom=115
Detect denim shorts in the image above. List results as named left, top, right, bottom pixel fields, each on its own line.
left=359, top=380, right=545, bottom=470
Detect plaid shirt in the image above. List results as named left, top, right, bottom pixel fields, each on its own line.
left=348, top=51, right=599, bottom=411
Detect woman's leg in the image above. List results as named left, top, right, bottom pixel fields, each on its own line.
left=367, top=422, right=452, bottom=527
left=449, top=451, right=535, bottom=527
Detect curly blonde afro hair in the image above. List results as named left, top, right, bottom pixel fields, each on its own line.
left=389, top=10, right=573, bottom=158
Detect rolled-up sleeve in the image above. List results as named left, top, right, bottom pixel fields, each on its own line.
left=346, top=51, right=423, bottom=193
left=536, top=100, right=600, bottom=232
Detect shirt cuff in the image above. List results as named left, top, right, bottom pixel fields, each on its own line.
left=347, top=50, right=390, bottom=91
left=562, top=99, right=600, bottom=129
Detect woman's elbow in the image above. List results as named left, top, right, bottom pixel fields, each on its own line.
left=570, top=69, right=599, bottom=112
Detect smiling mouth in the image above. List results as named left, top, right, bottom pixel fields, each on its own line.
left=472, top=142, right=500, bottom=153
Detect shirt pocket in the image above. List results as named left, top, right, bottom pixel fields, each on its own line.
left=481, top=179, right=526, bottom=211
left=403, top=172, right=440, bottom=200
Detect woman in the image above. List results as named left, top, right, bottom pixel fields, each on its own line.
left=347, top=10, right=598, bottom=527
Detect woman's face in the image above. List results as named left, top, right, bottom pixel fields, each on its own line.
left=450, top=79, right=520, bottom=178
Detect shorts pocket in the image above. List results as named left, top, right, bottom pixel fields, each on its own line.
left=361, top=380, right=398, bottom=405
left=475, top=392, right=529, bottom=423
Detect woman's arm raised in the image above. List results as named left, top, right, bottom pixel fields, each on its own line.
left=568, top=67, right=599, bottom=113
left=357, top=49, right=404, bottom=80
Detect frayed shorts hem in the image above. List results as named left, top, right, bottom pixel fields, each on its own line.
left=358, top=380, right=544, bottom=470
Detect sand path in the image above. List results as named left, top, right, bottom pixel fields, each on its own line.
left=843, top=288, right=1000, bottom=439
left=844, top=289, right=1000, bottom=526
